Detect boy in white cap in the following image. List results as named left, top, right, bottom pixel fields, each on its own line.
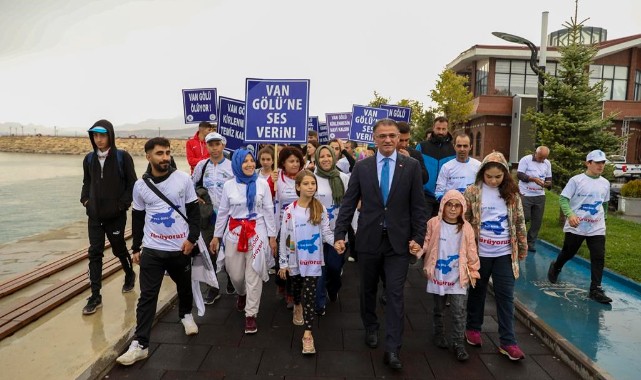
left=192, top=132, right=236, bottom=303
left=548, top=149, right=612, bottom=303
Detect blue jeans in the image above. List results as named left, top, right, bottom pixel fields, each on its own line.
left=466, top=254, right=517, bottom=346
left=316, top=243, right=345, bottom=310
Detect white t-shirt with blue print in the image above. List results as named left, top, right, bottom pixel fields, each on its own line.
left=133, top=171, right=198, bottom=252
left=427, top=222, right=466, bottom=295
left=562, top=173, right=610, bottom=236
left=478, top=184, right=511, bottom=257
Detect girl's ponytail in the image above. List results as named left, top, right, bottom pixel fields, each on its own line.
left=308, top=197, right=323, bottom=225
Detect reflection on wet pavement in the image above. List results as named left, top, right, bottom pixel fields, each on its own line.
left=517, top=241, right=641, bottom=380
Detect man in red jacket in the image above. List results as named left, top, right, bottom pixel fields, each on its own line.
left=186, top=122, right=215, bottom=173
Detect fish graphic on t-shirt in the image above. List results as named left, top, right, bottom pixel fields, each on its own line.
left=150, top=207, right=177, bottom=227
left=297, top=233, right=320, bottom=253
left=579, top=201, right=602, bottom=215
left=435, top=254, right=459, bottom=274
left=481, top=215, right=508, bottom=235
left=326, top=205, right=337, bottom=221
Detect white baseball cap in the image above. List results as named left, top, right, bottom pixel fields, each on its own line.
left=586, top=149, right=607, bottom=162
left=205, top=132, right=226, bottom=144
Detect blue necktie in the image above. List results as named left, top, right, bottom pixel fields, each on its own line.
left=380, top=157, right=390, bottom=205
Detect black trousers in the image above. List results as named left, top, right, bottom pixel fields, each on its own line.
left=87, top=213, right=132, bottom=296
left=554, top=232, right=606, bottom=291
left=134, top=248, right=193, bottom=347
left=358, top=233, right=410, bottom=353
left=347, top=225, right=357, bottom=261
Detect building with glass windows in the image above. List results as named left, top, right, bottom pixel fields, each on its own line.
left=446, top=29, right=641, bottom=164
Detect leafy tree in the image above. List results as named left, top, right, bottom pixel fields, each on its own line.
left=429, top=69, right=474, bottom=129
left=368, top=91, right=389, bottom=108
left=367, top=91, right=434, bottom=146
left=524, top=9, right=622, bottom=190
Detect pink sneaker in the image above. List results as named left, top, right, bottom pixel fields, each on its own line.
left=465, top=329, right=482, bottom=346
left=499, top=344, right=525, bottom=360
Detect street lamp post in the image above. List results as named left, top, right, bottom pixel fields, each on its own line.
left=492, top=31, right=546, bottom=113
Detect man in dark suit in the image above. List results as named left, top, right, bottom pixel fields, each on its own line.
left=334, top=118, right=427, bottom=370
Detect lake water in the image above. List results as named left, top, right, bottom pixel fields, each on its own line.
left=0, top=152, right=188, bottom=280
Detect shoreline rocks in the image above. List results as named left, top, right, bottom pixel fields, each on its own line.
left=0, top=136, right=187, bottom=156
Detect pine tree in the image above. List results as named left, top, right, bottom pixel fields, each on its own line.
left=524, top=6, right=621, bottom=190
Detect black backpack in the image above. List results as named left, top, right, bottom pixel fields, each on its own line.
left=85, top=149, right=125, bottom=179
left=195, top=160, right=214, bottom=227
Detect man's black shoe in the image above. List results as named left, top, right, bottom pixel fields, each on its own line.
left=82, top=295, right=102, bottom=315
left=204, top=286, right=221, bottom=305
left=365, top=330, right=378, bottom=348
left=226, top=280, right=236, bottom=295
left=589, top=287, right=612, bottom=304
left=122, top=271, right=136, bottom=293
left=547, top=261, right=560, bottom=283
left=383, top=352, right=402, bottom=370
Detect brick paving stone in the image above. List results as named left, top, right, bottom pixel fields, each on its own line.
left=108, top=260, right=581, bottom=379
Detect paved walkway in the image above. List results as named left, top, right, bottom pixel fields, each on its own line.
left=107, top=260, right=580, bottom=380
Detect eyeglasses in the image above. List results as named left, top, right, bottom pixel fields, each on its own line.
left=444, top=202, right=462, bottom=209
left=375, top=133, right=399, bottom=140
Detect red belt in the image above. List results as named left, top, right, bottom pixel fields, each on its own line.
left=229, top=217, right=257, bottom=252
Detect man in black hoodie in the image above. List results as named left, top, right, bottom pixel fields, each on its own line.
left=416, top=116, right=456, bottom=218
left=80, top=119, right=137, bottom=315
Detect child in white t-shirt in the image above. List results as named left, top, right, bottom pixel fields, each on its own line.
left=278, top=170, right=334, bottom=355
left=548, top=149, right=612, bottom=304
left=422, top=189, right=480, bottom=361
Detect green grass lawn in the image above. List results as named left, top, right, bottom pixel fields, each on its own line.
left=536, top=191, right=641, bottom=282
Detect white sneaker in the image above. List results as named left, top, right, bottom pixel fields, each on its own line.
left=116, top=340, right=148, bottom=366
left=181, top=313, right=199, bottom=335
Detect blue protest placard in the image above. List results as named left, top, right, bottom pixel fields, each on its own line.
left=380, top=104, right=412, bottom=123
left=307, top=116, right=319, bottom=133
left=244, top=79, right=310, bottom=143
left=349, top=105, right=389, bottom=144
left=218, top=96, right=246, bottom=153
left=325, top=112, right=351, bottom=140
left=182, top=88, right=218, bottom=124
left=318, top=122, right=329, bottom=145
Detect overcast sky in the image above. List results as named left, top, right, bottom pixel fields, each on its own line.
left=1, top=0, right=639, bottom=129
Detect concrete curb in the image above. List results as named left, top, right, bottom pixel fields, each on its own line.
left=513, top=298, right=614, bottom=380
left=79, top=291, right=178, bottom=380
